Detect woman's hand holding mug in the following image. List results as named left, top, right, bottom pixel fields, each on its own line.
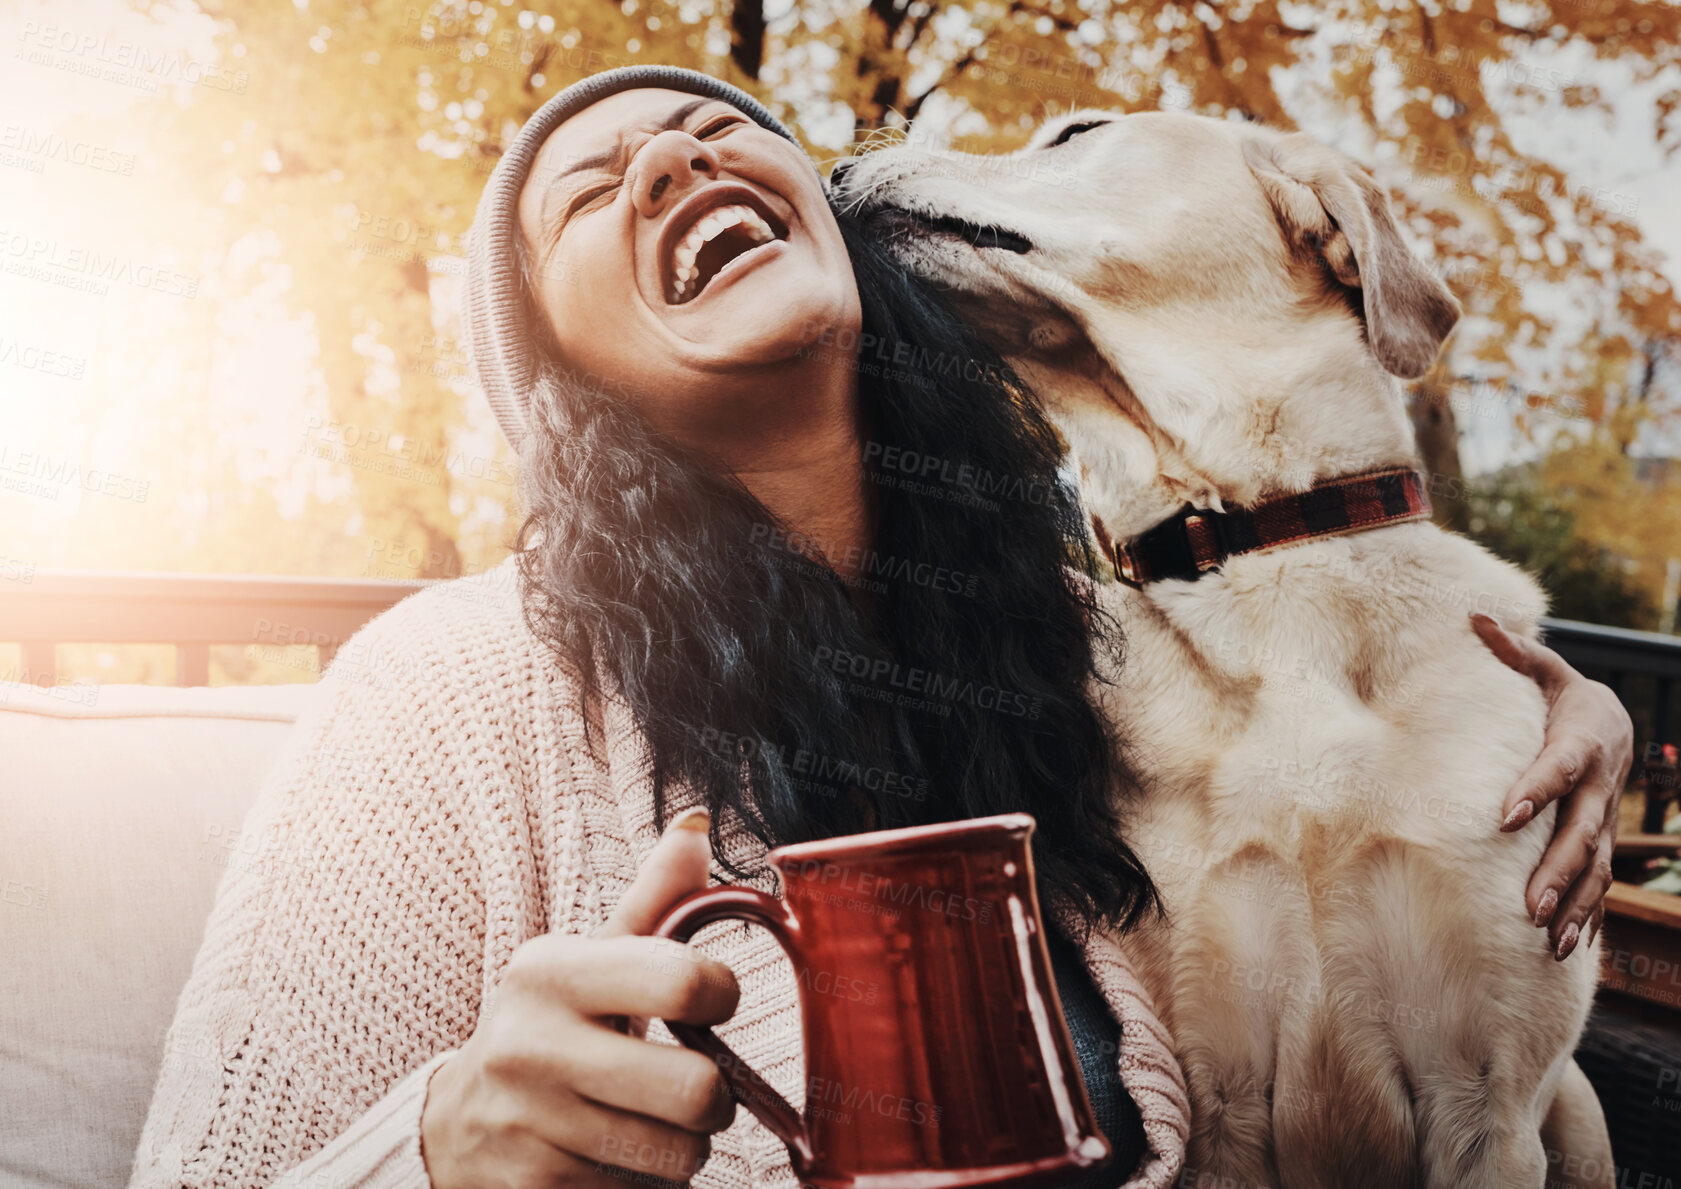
left=421, top=808, right=739, bottom=1189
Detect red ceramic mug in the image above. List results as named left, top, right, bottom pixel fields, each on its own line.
left=653, top=812, right=1111, bottom=1189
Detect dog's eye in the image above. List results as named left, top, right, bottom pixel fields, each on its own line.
left=1047, top=121, right=1106, bottom=147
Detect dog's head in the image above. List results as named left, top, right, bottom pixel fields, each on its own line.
left=833, top=112, right=1460, bottom=531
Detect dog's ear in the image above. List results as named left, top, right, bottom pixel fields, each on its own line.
left=1243, top=132, right=1460, bottom=379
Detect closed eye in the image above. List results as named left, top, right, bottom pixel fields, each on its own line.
left=570, top=178, right=620, bottom=213
left=1047, top=120, right=1107, bottom=147
left=541, top=177, right=619, bottom=259
left=696, top=114, right=744, bottom=139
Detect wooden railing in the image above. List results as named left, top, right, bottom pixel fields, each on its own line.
left=1542, top=616, right=1681, bottom=835
left=1541, top=616, right=1681, bottom=763
left=1538, top=618, right=1681, bottom=1019
left=3, top=575, right=1678, bottom=705
left=0, top=570, right=431, bottom=686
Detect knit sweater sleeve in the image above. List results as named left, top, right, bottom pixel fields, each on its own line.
left=1083, top=928, right=1189, bottom=1189
left=129, top=581, right=547, bottom=1189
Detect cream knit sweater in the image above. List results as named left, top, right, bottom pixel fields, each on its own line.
left=128, top=556, right=1190, bottom=1189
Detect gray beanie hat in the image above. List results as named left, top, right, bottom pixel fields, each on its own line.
left=464, top=65, right=800, bottom=453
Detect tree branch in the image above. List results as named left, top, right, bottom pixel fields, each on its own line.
left=1494, top=17, right=1544, bottom=40
left=730, top=0, right=766, bottom=80
left=870, top=0, right=910, bottom=44
left=903, top=1, right=938, bottom=54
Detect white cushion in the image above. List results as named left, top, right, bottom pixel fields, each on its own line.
left=0, top=682, right=320, bottom=1189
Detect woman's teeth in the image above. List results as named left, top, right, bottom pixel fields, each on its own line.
left=669, top=204, right=778, bottom=304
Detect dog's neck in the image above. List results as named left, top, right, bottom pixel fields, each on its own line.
left=1005, top=303, right=1421, bottom=542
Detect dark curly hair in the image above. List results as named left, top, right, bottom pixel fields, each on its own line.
left=512, top=209, right=1158, bottom=935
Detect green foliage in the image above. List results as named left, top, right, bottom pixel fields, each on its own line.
left=1465, top=465, right=1658, bottom=629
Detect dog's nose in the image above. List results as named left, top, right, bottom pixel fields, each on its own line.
left=829, top=158, right=855, bottom=192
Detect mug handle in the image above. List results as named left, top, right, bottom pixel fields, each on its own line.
left=653, top=887, right=815, bottom=1170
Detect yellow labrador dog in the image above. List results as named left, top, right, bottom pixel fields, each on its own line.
left=833, top=114, right=1611, bottom=1188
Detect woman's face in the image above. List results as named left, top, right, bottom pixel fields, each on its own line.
left=517, top=88, right=860, bottom=445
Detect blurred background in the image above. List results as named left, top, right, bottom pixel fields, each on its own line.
left=1, top=0, right=1679, bottom=683
left=4, top=7, right=1681, bottom=1176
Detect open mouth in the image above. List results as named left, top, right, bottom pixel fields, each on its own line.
left=663, top=190, right=790, bottom=305
left=870, top=207, right=1033, bottom=254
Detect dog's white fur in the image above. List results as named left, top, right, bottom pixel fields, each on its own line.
left=837, top=113, right=1611, bottom=1188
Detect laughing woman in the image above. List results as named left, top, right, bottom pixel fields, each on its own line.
left=131, top=67, right=1630, bottom=1189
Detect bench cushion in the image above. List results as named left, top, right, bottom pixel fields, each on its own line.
left=0, top=682, right=319, bottom=1189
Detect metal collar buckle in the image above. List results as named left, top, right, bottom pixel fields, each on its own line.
left=1112, top=539, right=1144, bottom=587
left=1182, top=513, right=1222, bottom=574
left=1110, top=509, right=1223, bottom=588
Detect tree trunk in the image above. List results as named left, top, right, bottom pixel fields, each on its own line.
left=730, top=0, right=766, bottom=80
left=1409, top=381, right=1469, bottom=532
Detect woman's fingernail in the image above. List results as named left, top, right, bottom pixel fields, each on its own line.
left=1501, top=800, right=1534, bottom=831
left=1533, top=887, right=1559, bottom=927
left=1555, top=923, right=1580, bottom=962
left=1471, top=612, right=1503, bottom=631
left=670, top=807, right=711, bottom=833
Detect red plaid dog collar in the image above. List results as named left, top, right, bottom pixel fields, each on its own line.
left=1102, top=468, right=1433, bottom=587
